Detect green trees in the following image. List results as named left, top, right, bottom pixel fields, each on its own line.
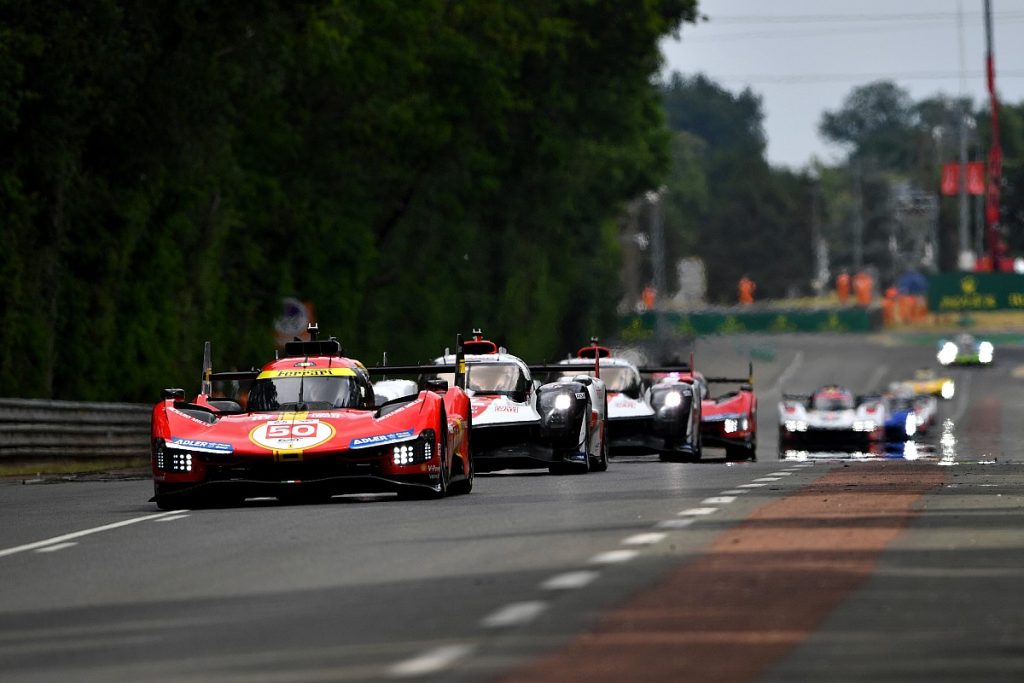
left=0, top=1, right=696, bottom=400
left=659, top=74, right=814, bottom=302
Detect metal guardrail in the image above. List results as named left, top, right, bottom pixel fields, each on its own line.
left=0, top=398, right=151, bottom=459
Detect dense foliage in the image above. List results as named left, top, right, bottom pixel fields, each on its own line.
left=0, top=0, right=697, bottom=400
left=658, top=74, right=814, bottom=302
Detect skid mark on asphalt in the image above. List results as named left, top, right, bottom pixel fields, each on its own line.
left=499, top=462, right=944, bottom=683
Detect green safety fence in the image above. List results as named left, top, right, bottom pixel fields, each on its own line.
left=619, top=307, right=880, bottom=340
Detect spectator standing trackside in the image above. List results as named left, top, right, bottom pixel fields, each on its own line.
left=836, top=270, right=850, bottom=304
left=738, top=275, right=755, bottom=305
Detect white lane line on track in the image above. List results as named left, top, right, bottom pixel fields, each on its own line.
left=389, top=644, right=475, bottom=677
left=590, top=549, right=640, bottom=565
left=0, top=511, right=187, bottom=559
left=737, top=482, right=767, bottom=488
left=768, top=472, right=793, bottom=476
left=678, top=507, right=718, bottom=516
left=34, top=542, right=77, bottom=554
left=481, top=602, right=548, bottom=628
left=702, top=496, right=736, bottom=505
left=771, top=351, right=805, bottom=392
left=623, top=532, right=667, bottom=546
left=753, top=477, right=781, bottom=482
left=656, top=518, right=696, bottom=529
left=720, top=489, right=748, bottom=495
left=541, top=571, right=601, bottom=590
left=154, top=514, right=190, bottom=522
left=792, top=463, right=814, bottom=468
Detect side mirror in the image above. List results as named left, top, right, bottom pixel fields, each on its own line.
left=162, top=388, right=185, bottom=401
left=426, top=378, right=449, bottom=393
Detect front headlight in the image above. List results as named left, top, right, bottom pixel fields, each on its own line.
left=853, top=420, right=876, bottom=432
left=904, top=414, right=917, bottom=437
left=784, top=420, right=808, bottom=432
left=554, top=393, right=573, bottom=411
left=937, top=342, right=958, bottom=366
left=663, top=391, right=682, bottom=408
left=940, top=381, right=955, bottom=399
left=723, top=417, right=748, bottom=434
left=978, top=341, right=993, bottom=363
left=392, top=430, right=435, bottom=466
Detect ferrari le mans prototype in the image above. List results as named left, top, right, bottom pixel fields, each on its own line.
left=150, top=327, right=473, bottom=508
left=540, top=341, right=703, bottom=461
left=937, top=333, right=994, bottom=366
left=778, top=386, right=885, bottom=450
left=699, top=364, right=757, bottom=461
left=428, top=331, right=609, bottom=474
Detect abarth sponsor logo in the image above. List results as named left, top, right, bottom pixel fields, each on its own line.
left=170, top=438, right=234, bottom=454
left=257, top=368, right=356, bottom=379
left=349, top=429, right=415, bottom=449
left=249, top=420, right=335, bottom=451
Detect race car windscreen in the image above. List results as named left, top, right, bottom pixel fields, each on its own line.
left=248, top=377, right=362, bottom=411
left=557, top=366, right=639, bottom=394
left=423, top=363, right=527, bottom=396
left=812, top=394, right=854, bottom=411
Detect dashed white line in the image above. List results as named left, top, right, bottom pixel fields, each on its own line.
left=768, top=472, right=793, bottom=476
left=481, top=602, right=547, bottom=628
left=34, top=542, right=77, bottom=554
left=541, top=571, right=601, bottom=590
left=590, top=549, right=639, bottom=565
left=753, top=477, right=782, bottom=482
left=678, top=507, right=718, bottom=516
left=656, top=518, right=696, bottom=529
left=0, top=511, right=187, bottom=559
left=720, top=489, right=748, bottom=495
left=702, top=496, right=736, bottom=505
left=155, top=514, right=190, bottom=522
left=389, top=644, right=475, bottom=677
left=738, top=482, right=767, bottom=488
left=623, top=532, right=667, bottom=546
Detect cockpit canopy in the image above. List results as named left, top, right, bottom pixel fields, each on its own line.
left=812, top=388, right=854, bottom=411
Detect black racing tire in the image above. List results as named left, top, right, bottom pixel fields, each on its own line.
left=590, top=398, right=609, bottom=472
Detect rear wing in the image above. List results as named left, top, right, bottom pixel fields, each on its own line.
left=704, top=362, right=754, bottom=387
left=529, top=352, right=602, bottom=380
left=638, top=352, right=695, bottom=377
left=365, top=334, right=468, bottom=390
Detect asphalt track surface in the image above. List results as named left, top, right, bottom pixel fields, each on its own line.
left=2, top=334, right=1023, bottom=682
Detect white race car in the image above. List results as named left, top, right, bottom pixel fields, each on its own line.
left=534, top=341, right=702, bottom=461
left=430, top=331, right=609, bottom=474
left=779, top=385, right=886, bottom=450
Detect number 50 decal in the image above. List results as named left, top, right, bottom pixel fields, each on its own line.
left=250, top=420, right=335, bottom=451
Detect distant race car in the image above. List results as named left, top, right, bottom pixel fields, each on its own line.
left=427, top=331, right=609, bottom=474
left=882, top=392, right=920, bottom=442
left=778, top=385, right=885, bottom=450
left=150, top=326, right=474, bottom=509
left=700, top=364, right=757, bottom=461
left=937, top=333, right=993, bottom=366
left=536, top=340, right=702, bottom=461
left=888, top=381, right=938, bottom=434
left=902, top=368, right=955, bottom=400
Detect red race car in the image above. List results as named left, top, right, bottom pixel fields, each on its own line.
left=699, top=364, right=757, bottom=461
left=150, top=326, right=473, bottom=508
